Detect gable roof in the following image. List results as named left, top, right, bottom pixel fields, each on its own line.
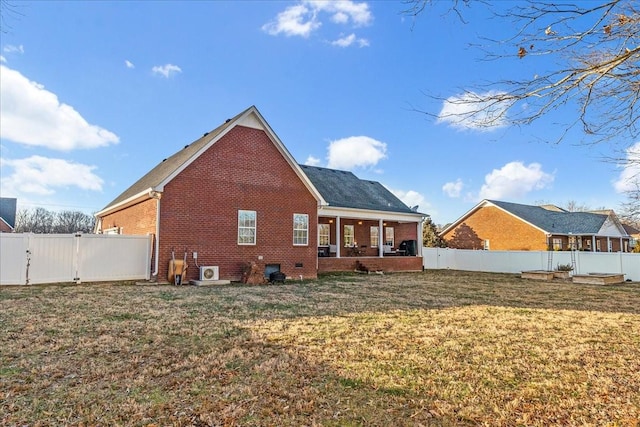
left=441, top=199, right=629, bottom=237
left=299, top=165, right=416, bottom=214
left=97, top=106, right=324, bottom=216
left=0, top=197, right=17, bottom=230
left=489, top=200, right=611, bottom=234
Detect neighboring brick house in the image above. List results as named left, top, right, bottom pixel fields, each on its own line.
left=0, top=197, right=17, bottom=233
left=95, top=106, right=425, bottom=282
left=440, top=199, right=633, bottom=253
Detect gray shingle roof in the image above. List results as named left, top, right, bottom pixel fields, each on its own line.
left=102, top=107, right=250, bottom=210
left=0, top=197, right=17, bottom=229
left=490, top=200, right=608, bottom=234
left=299, top=165, right=415, bottom=214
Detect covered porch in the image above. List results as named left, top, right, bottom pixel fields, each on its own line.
left=315, top=207, right=426, bottom=273
left=548, top=234, right=632, bottom=253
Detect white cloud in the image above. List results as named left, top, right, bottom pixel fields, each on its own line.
left=326, top=136, right=386, bottom=170
left=0, top=55, right=5, bottom=63
left=437, top=90, right=509, bottom=131
left=3, top=44, right=24, bottom=54
left=312, top=0, right=372, bottom=26
left=262, top=3, right=321, bottom=37
left=390, top=188, right=428, bottom=211
left=331, top=33, right=369, bottom=47
left=442, top=179, right=464, bottom=198
left=0, top=65, right=120, bottom=151
left=0, top=155, right=104, bottom=196
left=125, top=60, right=135, bottom=68
left=479, top=161, right=554, bottom=200
left=613, top=141, right=640, bottom=193
left=262, top=1, right=372, bottom=44
left=304, top=155, right=321, bottom=166
left=151, top=63, right=182, bottom=78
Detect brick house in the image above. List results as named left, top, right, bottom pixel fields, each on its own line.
left=95, top=106, right=425, bottom=282
left=440, top=199, right=633, bottom=253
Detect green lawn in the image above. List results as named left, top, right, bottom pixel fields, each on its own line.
left=1, top=270, right=639, bottom=426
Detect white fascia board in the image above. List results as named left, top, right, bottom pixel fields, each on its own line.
left=318, top=205, right=425, bottom=222
left=438, top=199, right=488, bottom=236
left=0, top=217, right=14, bottom=230
left=246, top=108, right=326, bottom=205
left=94, top=188, right=153, bottom=218
left=155, top=106, right=327, bottom=206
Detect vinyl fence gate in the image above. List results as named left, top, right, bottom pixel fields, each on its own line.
left=0, top=233, right=153, bottom=285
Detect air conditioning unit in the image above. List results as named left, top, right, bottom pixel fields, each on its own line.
left=199, top=266, right=219, bottom=281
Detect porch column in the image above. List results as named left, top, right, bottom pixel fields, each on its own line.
left=620, top=237, right=624, bottom=252
left=592, top=235, right=596, bottom=251
left=417, top=219, right=424, bottom=257
left=607, top=236, right=611, bottom=252
left=378, top=218, right=384, bottom=257
left=335, top=216, right=341, bottom=258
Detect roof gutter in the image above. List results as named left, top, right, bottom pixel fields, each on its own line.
left=94, top=188, right=155, bottom=218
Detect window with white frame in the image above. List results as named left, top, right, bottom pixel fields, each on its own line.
left=318, top=223, right=330, bottom=246
left=370, top=226, right=379, bottom=248
left=596, top=240, right=601, bottom=251
left=238, top=210, right=256, bottom=245
left=293, top=214, right=309, bottom=246
left=385, top=227, right=394, bottom=247
left=344, top=225, right=355, bottom=247
left=552, top=238, right=563, bottom=250
left=483, top=239, right=490, bottom=250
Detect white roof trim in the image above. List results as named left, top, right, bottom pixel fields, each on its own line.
left=0, top=217, right=14, bottom=230
left=439, top=199, right=549, bottom=236
left=319, top=205, right=425, bottom=222
left=155, top=106, right=326, bottom=205
left=94, top=188, right=153, bottom=218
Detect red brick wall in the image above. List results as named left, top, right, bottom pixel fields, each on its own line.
left=443, top=206, right=547, bottom=250
left=0, top=221, right=13, bottom=233
left=100, top=198, right=157, bottom=236
left=158, top=125, right=318, bottom=282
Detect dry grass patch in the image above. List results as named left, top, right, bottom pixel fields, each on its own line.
left=1, top=271, right=639, bottom=426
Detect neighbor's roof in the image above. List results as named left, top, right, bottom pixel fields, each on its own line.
left=440, top=199, right=628, bottom=237
left=0, top=197, right=17, bottom=229
left=299, top=165, right=417, bottom=214
left=489, top=200, right=613, bottom=234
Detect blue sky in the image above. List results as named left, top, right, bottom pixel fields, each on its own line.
left=1, top=0, right=637, bottom=225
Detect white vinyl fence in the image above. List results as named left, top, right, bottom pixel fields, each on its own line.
left=1, top=233, right=153, bottom=285
left=423, top=247, right=640, bottom=282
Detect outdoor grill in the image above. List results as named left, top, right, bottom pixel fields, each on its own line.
left=269, top=271, right=286, bottom=284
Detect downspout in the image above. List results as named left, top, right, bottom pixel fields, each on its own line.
left=150, top=191, right=162, bottom=278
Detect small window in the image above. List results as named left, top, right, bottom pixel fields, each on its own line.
left=318, top=223, right=330, bottom=246
left=370, top=226, right=379, bottom=248
left=596, top=240, right=601, bottom=252
left=385, top=227, right=394, bottom=247
left=552, top=238, right=562, bottom=250
left=293, top=214, right=308, bottom=246
left=238, top=210, right=256, bottom=245
left=483, top=239, right=490, bottom=250
left=344, top=225, right=355, bottom=247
